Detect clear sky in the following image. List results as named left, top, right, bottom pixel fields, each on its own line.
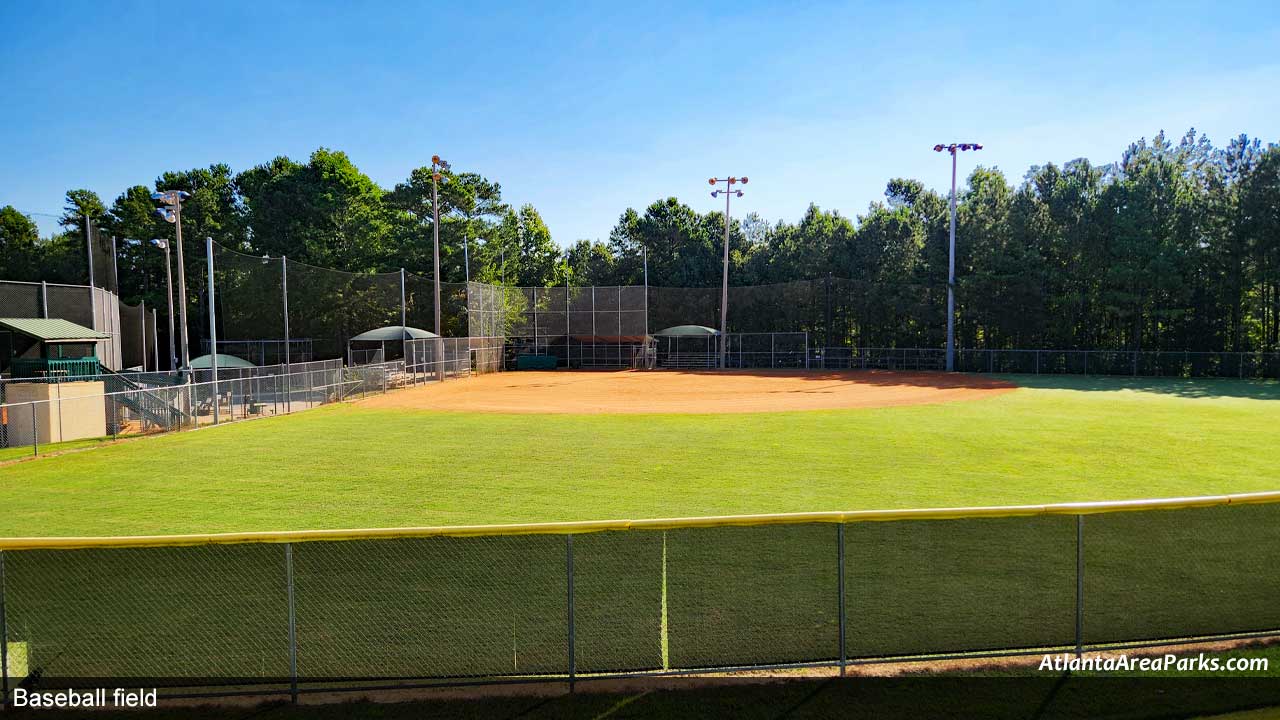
left=2, top=1, right=1277, bottom=245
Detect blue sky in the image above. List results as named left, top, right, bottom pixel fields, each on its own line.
left=2, top=1, right=1277, bottom=246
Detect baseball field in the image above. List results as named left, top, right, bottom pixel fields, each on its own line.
left=3, top=368, right=1280, bottom=697
left=1, top=370, right=1278, bottom=537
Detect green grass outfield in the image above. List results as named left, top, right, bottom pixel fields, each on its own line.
left=1, top=375, right=1278, bottom=537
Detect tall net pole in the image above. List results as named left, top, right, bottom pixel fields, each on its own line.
left=84, top=217, right=95, bottom=330
left=643, top=246, right=649, bottom=337
left=206, top=237, right=219, bottom=425
left=174, top=200, right=190, bottom=370
left=282, top=256, right=290, bottom=371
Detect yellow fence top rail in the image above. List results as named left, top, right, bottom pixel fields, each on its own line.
left=3, top=490, right=1279, bottom=551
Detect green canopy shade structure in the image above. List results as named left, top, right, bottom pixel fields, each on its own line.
left=189, top=353, right=257, bottom=369
left=349, top=326, right=439, bottom=342
left=655, top=325, right=720, bottom=336
left=347, top=325, right=438, bottom=365
left=653, top=325, right=721, bottom=369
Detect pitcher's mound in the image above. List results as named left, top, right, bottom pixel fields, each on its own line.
left=360, top=370, right=1016, bottom=414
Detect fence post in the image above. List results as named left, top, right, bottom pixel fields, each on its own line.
left=31, top=404, right=38, bottom=457
left=837, top=524, right=846, bottom=675
left=1075, top=515, right=1084, bottom=658
left=286, top=543, right=298, bottom=703
left=1, top=550, right=8, bottom=712
left=566, top=534, right=576, bottom=692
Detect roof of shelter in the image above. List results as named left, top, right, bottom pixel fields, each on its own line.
left=349, top=325, right=439, bottom=342
left=655, top=325, right=721, bottom=336
left=189, top=354, right=257, bottom=369
left=0, top=318, right=110, bottom=342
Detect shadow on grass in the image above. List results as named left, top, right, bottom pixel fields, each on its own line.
left=997, top=374, right=1280, bottom=401
left=10, top=675, right=1280, bottom=719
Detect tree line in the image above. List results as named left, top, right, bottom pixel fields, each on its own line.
left=1, top=129, right=1278, bottom=352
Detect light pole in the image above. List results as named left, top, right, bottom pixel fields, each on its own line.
left=150, top=239, right=177, bottom=370
left=430, top=155, right=451, bottom=337
left=709, top=176, right=748, bottom=369
left=933, top=143, right=982, bottom=372
left=152, top=190, right=192, bottom=371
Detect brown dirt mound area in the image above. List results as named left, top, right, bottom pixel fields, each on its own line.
left=360, top=370, right=1016, bottom=414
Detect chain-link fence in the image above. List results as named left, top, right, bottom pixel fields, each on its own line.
left=810, top=347, right=1280, bottom=377
left=0, top=359, right=454, bottom=457
left=2, top=493, right=1277, bottom=700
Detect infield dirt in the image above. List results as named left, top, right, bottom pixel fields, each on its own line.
left=359, top=369, right=1017, bottom=414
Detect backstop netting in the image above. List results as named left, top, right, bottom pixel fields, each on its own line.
left=470, top=285, right=649, bottom=369
left=208, top=244, right=470, bottom=364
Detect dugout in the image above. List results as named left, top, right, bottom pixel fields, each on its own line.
left=508, top=333, right=654, bottom=370
left=653, top=325, right=720, bottom=369
left=0, top=318, right=110, bottom=378
left=347, top=325, right=438, bottom=365
left=0, top=318, right=111, bottom=446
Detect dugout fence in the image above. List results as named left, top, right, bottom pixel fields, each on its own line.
left=3, top=492, right=1279, bottom=703
left=0, top=354, right=479, bottom=457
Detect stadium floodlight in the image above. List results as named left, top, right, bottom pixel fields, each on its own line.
left=708, top=176, right=749, bottom=369
left=151, top=190, right=192, bottom=372
left=150, top=239, right=177, bottom=370
left=933, top=142, right=982, bottom=372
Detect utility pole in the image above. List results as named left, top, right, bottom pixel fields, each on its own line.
left=708, top=176, right=748, bottom=369
left=932, top=143, right=982, bottom=372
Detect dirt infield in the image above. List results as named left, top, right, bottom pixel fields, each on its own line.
left=361, top=370, right=1017, bottom=414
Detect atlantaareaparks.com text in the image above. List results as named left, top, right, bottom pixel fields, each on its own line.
left=1040, top=652, right=1268, bottom=673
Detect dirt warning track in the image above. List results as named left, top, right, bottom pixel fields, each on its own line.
left=360, top=370, right=1017, bottom=414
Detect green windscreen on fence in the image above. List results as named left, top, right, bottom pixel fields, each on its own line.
left=1083, top=502, right=1280, bottom=645
left=572, top=530, right=664, bottom=673
left=664, top=523, right=839, bottom=669
left=292, top=535, right=567, bottom=680
left=4, top=499, right=1280, bottom=688
left=5, top=544, right=288, bottom=680
left=844, top=515, right=1077, bottom=658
